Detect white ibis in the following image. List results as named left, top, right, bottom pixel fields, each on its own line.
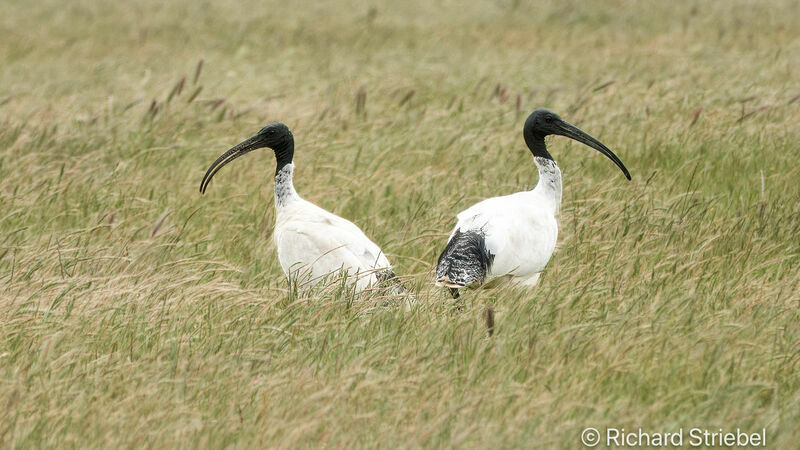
left=435, top=109, right=631, bottom=298
left=200, top=122, right=395, bottom=292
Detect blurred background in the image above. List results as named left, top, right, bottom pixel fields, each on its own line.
left=1, top=0, right=799, bottom=447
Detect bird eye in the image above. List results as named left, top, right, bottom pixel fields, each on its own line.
left=545, top=115, right=554, bottom=123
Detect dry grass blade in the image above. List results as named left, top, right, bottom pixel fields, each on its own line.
left=194, top=59, right=204, bottom=85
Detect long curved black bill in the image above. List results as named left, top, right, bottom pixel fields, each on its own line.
left=200, top=135, right=264, bottom=194
left=558, top=122, right=631, bottom=180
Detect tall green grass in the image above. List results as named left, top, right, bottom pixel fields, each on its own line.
left=1, top=0, right=799, bottom=447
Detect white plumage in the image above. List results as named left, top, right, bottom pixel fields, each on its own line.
left=272, top=164, right=392, bottom=291
left=436, top=109, right=630, bottom=298
left=201, top=123, right=393, bottom=292
left=443, top=158, right=561, bottom=288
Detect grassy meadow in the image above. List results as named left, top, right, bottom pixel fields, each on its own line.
left=2, top=0, right=800, bottom=447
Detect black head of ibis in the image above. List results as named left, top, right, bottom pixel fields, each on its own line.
left=523, top=108, right=631, bottom=180
left=200, top=122, right=295, bottom=194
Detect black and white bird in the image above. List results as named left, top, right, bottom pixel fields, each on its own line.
left=435, top=109, right=631, bottom=298
left=200, top=123, right=394, bottom=292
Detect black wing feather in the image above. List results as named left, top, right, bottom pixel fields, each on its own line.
left=435, top=229, right=495, bottom=289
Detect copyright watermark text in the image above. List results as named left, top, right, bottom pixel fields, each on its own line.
left=580, top=427, right=766, bottom=447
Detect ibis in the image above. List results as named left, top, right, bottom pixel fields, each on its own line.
left=435, top=109, right=631, bottom=298
left=200, top=122, right=395, bottom=292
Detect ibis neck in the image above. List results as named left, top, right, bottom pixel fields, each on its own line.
left=526, top=133, right=560, bottom=207
left=525, top=132, right=554, bottom=161
left=274, top=139, right=295, bottom=175
left=274, top=163, right=299, bottom=208
left=532, top=156, right=562, bottom=210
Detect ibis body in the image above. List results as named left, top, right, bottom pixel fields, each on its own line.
left=435, top=109, right=631, bottom=298
left=201, top=123, right=393, bottom=292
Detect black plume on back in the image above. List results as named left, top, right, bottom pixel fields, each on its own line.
left=435, top=229, right=494, bottom=288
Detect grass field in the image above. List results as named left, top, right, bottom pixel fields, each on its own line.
left=2, top=0, right=800, bottom=447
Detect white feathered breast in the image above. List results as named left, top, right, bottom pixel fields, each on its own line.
left=273, top=165, right=391, bottom=292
